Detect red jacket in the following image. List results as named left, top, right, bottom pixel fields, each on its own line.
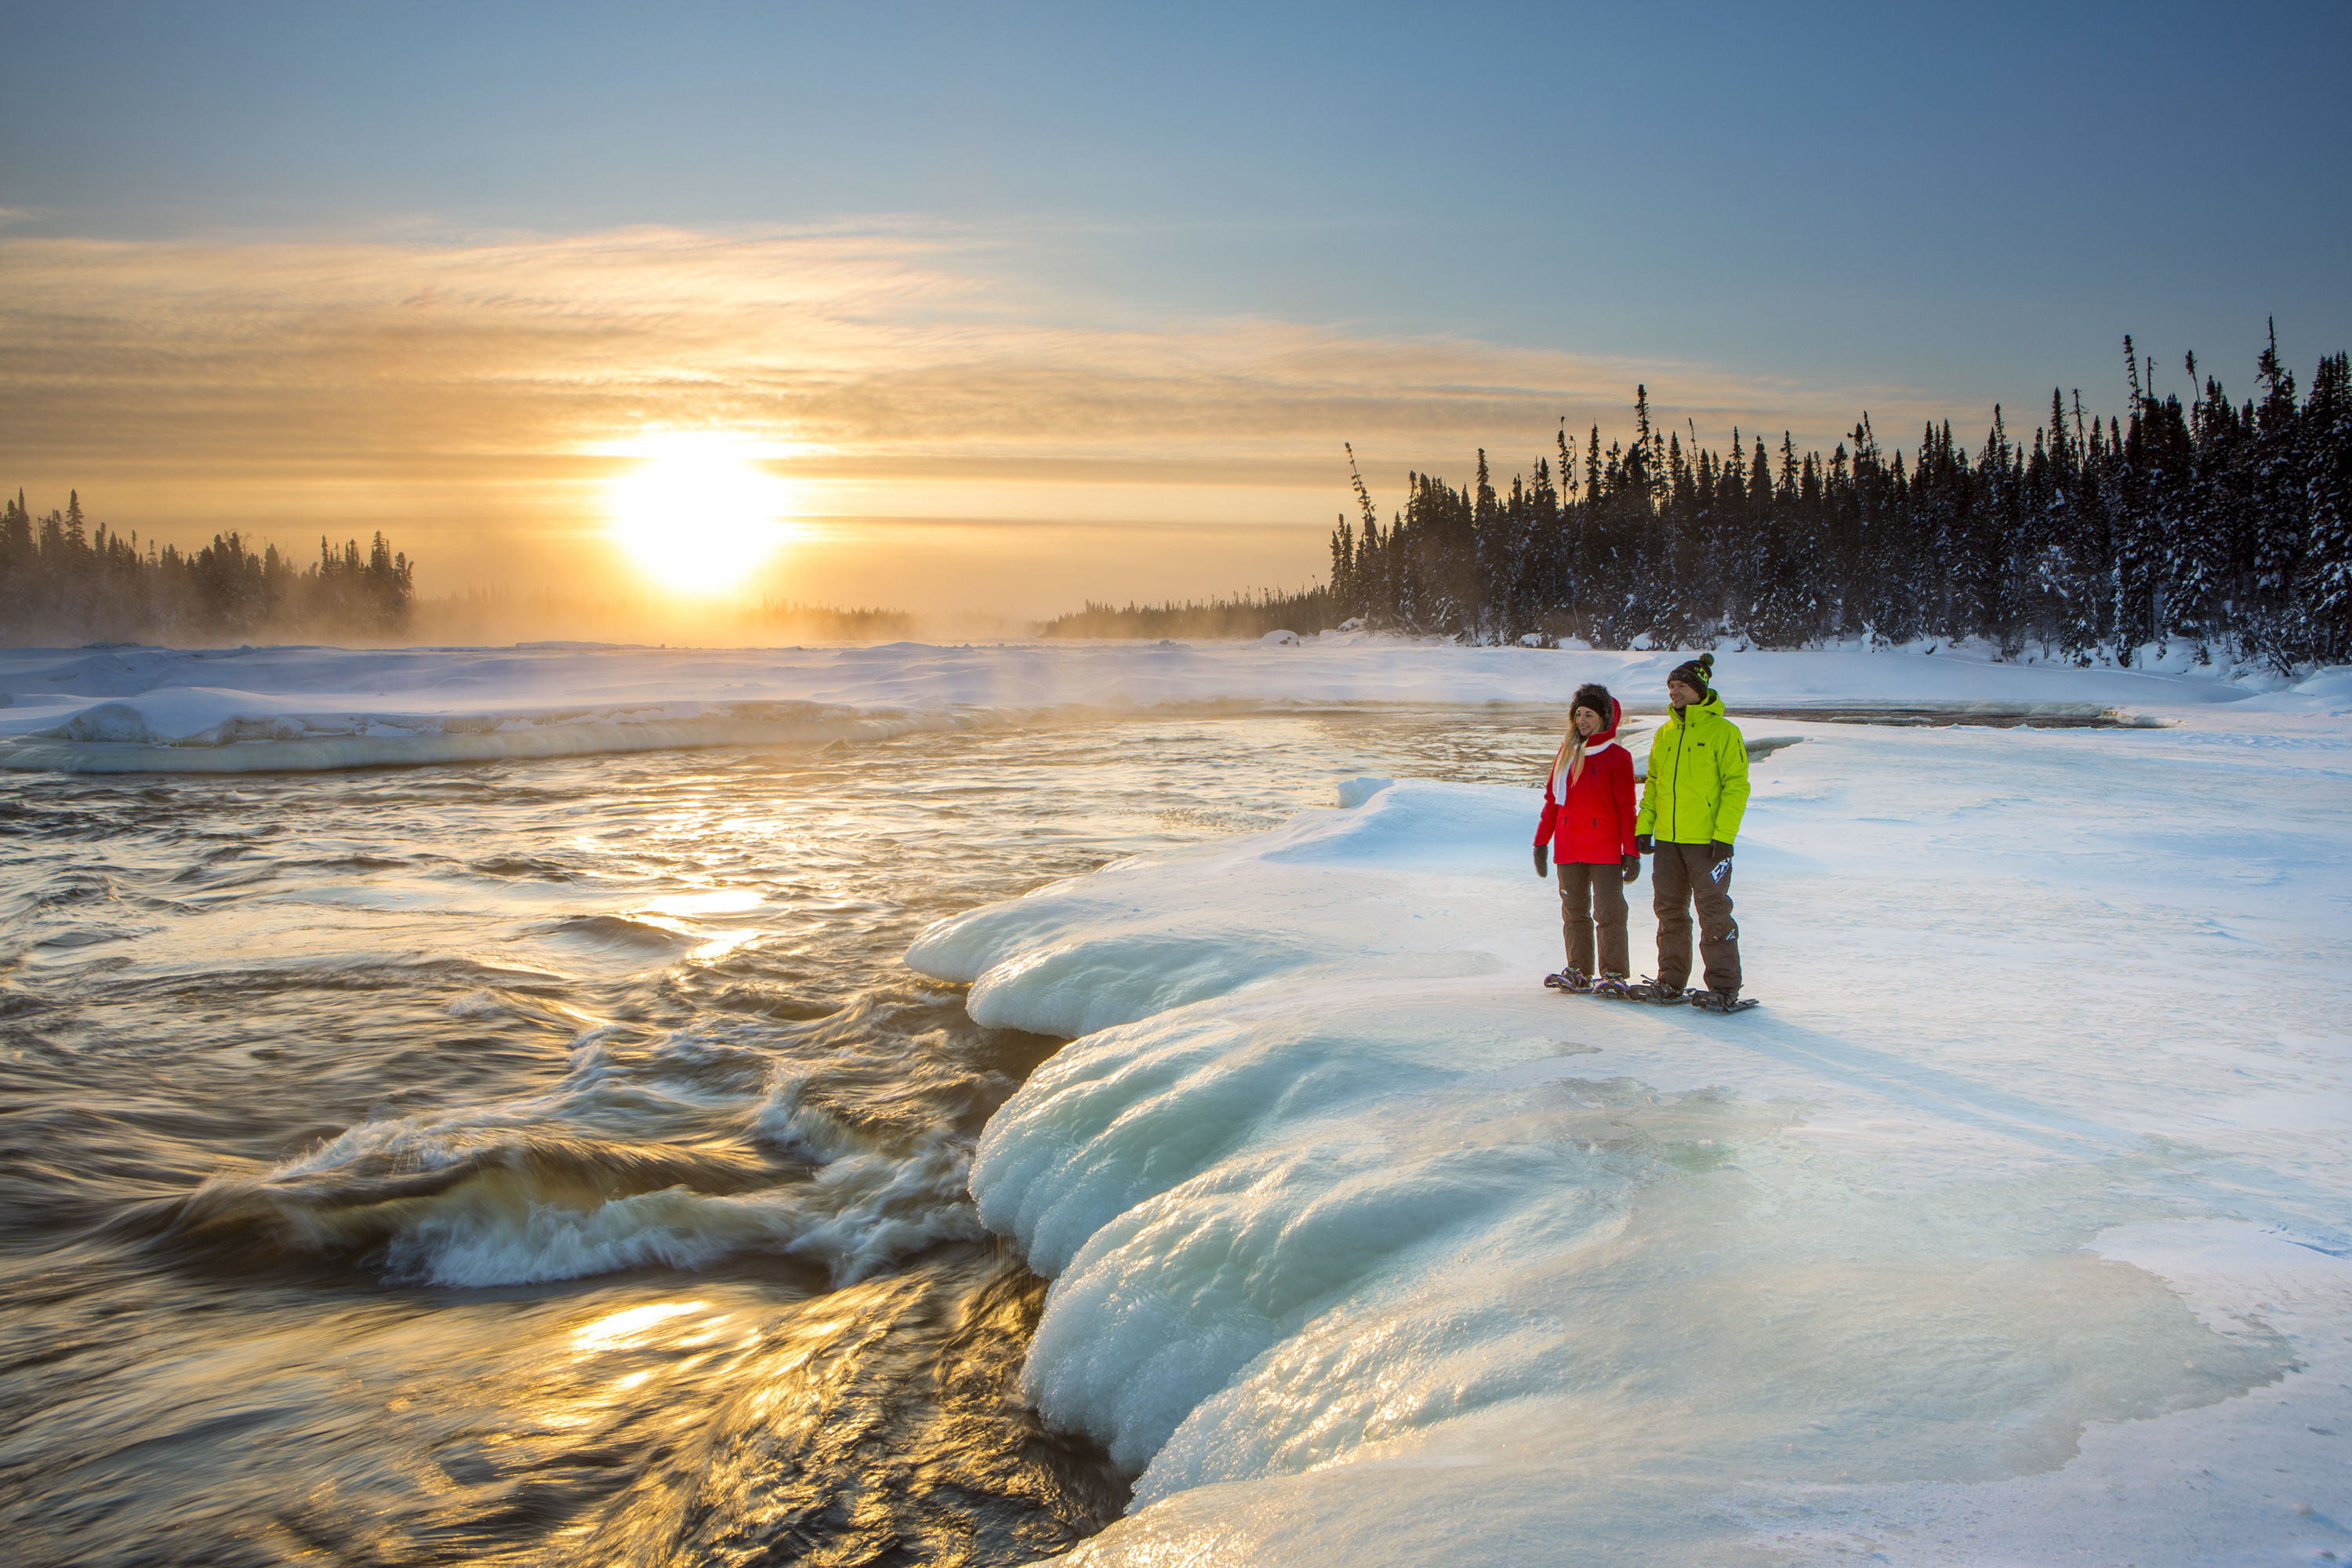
left=1533, top=702, right=1639, bottom=864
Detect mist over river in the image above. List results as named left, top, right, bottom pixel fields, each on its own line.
left=0, top=710, right=1569, bottom=1567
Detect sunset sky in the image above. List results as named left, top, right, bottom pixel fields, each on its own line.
left=5, top=1, right=2347, bottom=623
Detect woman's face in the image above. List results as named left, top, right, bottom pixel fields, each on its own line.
left=1573, top=706, right=1602, bottom=736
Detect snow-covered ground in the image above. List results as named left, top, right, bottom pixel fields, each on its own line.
left=9, top=637, right=2350, bottom=1562
left=3, top=633, right=2342, bottom=771
left=888, top=649, right=2345, bottom=1566
left=908, top=728, right=2352, bottom=1563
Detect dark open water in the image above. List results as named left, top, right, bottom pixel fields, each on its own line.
left=0, top=711, right=1570, bottom=1567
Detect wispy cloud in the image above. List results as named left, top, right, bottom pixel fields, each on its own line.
left=0, top=225, right=1955, bottom=604
left=2, top=226, right=1935, bottom=474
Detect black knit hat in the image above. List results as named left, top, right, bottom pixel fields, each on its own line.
left=1667, top=653, right=1715, bottom=701
left=1570, top=682, right=1614, bottom=724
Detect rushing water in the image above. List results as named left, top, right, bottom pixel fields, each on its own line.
left=0, top=710, right=1577, bottom=1568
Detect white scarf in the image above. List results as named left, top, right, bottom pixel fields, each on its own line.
left=1548, top=735, right=1615, bottom=800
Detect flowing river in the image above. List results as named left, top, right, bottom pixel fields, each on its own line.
left=1, top=710, right=1575, bottom=1567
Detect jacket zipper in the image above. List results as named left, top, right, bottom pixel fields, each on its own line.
left=1668, top=712, right=1681, bottom=841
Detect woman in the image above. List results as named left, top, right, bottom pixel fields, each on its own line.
left=1532, top=682, right=1640, bottom=995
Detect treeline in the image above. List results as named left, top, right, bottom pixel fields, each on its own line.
left=749, top=597, right=915, bottom=640
left=1062, top=331, right=2352, bottom=668
left=1038, top=592, right=1339, bottom=640
left=1319, top=330, right=2351, bottom=670
left=0, top=491, right=416, bottom=644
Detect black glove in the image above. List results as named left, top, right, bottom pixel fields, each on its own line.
left=1534, top=844, right=1549, bottom=879
left=1708, top=840, right=1734, bottom=866
left=1635, top=834, right=1653, bottom=855
left=1620, top=854, right=1639, bottom=884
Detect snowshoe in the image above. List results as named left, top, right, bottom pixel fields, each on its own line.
left=1590, top=973, right=1638, bottom=1000
left=1543, top=968, right=1594, bottom=994
left=1634, top=977, right=1691, bottom=1005
left=1689, top=989, right=1759, bottom=1014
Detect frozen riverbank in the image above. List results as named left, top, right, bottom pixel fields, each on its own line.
left=907, top=712, right=2352, bottom=1566
left=5, top=637, right=2344, bottom=772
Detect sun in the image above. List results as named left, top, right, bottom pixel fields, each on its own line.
left=604, top=433, right=795, bottom=595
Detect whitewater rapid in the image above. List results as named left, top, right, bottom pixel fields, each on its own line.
left=0, top=704, right=1602, bottom=1567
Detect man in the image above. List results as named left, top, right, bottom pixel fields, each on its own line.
left=1633, top=652, right=1751, bottom=1011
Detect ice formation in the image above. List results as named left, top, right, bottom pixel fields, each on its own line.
left=909, top=709, right=2352, bottom=1566
left=5, top=636, right=2333, bottom=773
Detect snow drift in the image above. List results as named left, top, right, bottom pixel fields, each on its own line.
left=908, top=715, right=2352, bottom=1566
left=5, top=636, right=2333, bottom=773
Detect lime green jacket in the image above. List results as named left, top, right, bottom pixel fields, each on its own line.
left=1635, top=694, right=1751, bottom=845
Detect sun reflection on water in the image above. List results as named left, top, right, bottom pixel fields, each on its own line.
left=572, top=1300, right=713, bottom=1353
left=641, top=889, right=767, bottom=917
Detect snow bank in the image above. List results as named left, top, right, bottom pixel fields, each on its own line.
left=909, top=715, right=2352, bottom=1566
left=6, top=637, right=2337, bottom=772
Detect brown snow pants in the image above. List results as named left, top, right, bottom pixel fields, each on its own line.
left=1555, top=861, right=1629, bottom=978
left=1652, top=841, right=1741, bottom=993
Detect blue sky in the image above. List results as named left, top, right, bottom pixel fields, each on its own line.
left=5, top=1, right=2347, bottom=612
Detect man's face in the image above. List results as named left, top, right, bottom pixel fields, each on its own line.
left=1667, top=678, right=1700, bottom=706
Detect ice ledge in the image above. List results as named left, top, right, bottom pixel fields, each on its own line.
left=906, top=779, right=1527, bottom=1037
left=909, top=742, right=2349, bottom=1567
